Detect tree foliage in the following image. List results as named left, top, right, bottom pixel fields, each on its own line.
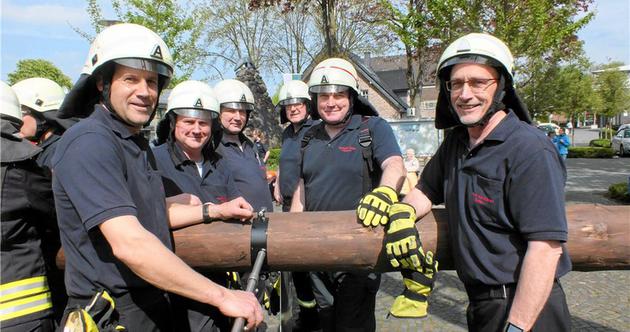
left=592, top=61, right=630, bottom=118
left=7, top=59, right=73, bottom=89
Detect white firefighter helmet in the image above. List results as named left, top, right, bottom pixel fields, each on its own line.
left=214, top=79, right=255, bottom=111
left=12, top=77, right=65, bottom=113
left=308, top=58, right=359, bottom=94
left=1, top=81, right=22, bottom=121
left=82, top=23, right=173, bottom=79
left=437, top=33, right=514, bottom=81
left=167, top=80, right=219, bottom=120
left=276, top=80, right=310, bottom=124
left=434, top=33, right=530, bottom=129
left=59, top=23, right=174, bottom=119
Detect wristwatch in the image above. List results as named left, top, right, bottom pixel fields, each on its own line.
left=202, top=203, right=213, bottom=224
left=504, top=322, right=525, bottom=332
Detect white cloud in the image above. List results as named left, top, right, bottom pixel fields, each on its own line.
left=2, top=1, right=88, bottom=26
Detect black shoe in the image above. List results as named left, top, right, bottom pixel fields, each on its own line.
left=293, top=307, right=322, bottom=332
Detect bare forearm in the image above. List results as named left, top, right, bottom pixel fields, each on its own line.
left=508, top=240, right=563, bottom=330
left=379, top=156, right=405, bottom=192
left=402, top=188, right=433, bottom=220
left=167, top=203, right=204, bottom=229
left=289, top=179, right=305, bottom=212
left=102, top=217, right=226, bottom=307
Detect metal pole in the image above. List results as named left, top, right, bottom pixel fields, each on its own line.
left=231, top=249, right=267, bottom=332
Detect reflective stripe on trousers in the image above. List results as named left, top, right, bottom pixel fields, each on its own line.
left=0, top=276, right=53, bottom=321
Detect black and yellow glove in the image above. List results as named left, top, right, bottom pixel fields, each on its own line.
left=385, top=202, right=422, bottom=269
left=357, top=186, right=398, bottom=227
left=63, top=290, right=126, bottom=332
left=389, top=251, right=439, bottom=319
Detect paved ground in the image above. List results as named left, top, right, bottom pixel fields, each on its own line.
left=265, top=150, right=630, bottom=331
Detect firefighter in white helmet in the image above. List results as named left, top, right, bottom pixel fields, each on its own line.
left=213, top=79, right=273, bottom=213
left=11, top=77, right=75, bottom=322
left=273, top=80, right=321, bottom=330
left=402, top=33, right=570, bottom=331
left=1, top=81, right=57, bottom=331
left=153, top=80, right=251, bottom=330
left=52, top=24, right=262, bottom=331
left=290, top=58, right=406, bottom=331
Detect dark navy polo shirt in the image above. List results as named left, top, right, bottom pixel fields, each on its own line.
left=52, top=105, right=172, bottom=297
left=301, top=114, right=400, bottom=212
left=153, top=142, right=241, bottom=204
left=36, top=133, right=62, bottom=170
left=419, top=111, right=571, bottom=286
left=278, top=119, right=318, bottom=211
left=215, top=135, right=273, bottom=212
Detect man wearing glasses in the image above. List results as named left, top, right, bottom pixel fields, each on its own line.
left=402, top=33, right=571, bottom=332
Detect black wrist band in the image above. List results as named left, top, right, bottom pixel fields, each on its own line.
left=202, top=203, right=213, bottom=224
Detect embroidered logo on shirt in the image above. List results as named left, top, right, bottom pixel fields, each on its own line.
left=216, top=196, right=228, bottom=203
left=338, top=146, right=356, bottom=152
left=472, top=192, right=494, bottom=205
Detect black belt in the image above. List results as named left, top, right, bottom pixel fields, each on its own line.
left=464, top=283, right=517, bottom=301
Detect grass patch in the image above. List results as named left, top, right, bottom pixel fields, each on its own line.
left=568, top=147, right=614, bottom=158
left=607, top=182, right=630, bottom=204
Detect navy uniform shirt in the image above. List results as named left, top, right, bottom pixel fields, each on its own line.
left=52, top=105, right=172, bottom=297
left=419, top=111, right=571, bottom=286
left=302, top=114, right=400, bottom=212
left=278, top=119, right=317, bottom=211
left=153, top=142, right=241, bottom=204
left=36, top=134, right=62, bottom=171
left=215, top=134, right=273, bottom=212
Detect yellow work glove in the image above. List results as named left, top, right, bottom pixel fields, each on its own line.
left=385, top=202, right=422, bottom=269
left=357, top=186, right=398, bottom=227
left=389, top=251, right=439, bottom=319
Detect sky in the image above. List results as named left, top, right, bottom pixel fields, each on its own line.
left=1, top=0, right=629, bottom=91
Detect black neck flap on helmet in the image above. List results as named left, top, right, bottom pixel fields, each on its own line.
left=435, top=54, right=531, bottom=129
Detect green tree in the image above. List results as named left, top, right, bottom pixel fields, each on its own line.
left=593, top=62, right=630, bottom=120
left=81, top=0, right=207, bottom=86
left=7, top=59, right=73, bottom=89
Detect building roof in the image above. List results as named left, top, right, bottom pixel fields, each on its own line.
left=301, top=51, right=409, bottom=112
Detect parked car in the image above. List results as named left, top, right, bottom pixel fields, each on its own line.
left=615, top=123, right=630, bottom=134
left=611, top=129, right=630, bottom=156
left=537, top=122, right=560, bottom=135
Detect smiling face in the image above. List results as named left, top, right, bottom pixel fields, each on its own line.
left=174, top=115, right=211, bottom=154
left=449, top=63, right=499, bottom=126
left=316, top=90, right=351, bottom=124
left=285, top=101, right=308, bottom=124
left=101, top=64, right=158, bottom=130
left=219, top=107, right=248, bottom=134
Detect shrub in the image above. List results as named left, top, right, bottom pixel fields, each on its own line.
left=600, top=128, right=616, bottom=139
left=589, top=139, right=612, bottom=147
left=267, top=148, right=281, bottom=171
left=568, top=147, right=614, bottom=158
left=607, top=182, right=630, bottom=203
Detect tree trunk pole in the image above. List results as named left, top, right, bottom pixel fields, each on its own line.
left=57, top=204, right=630, bottom=271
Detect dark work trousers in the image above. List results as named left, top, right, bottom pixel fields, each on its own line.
left=59, top=289, right=172, bottom=332
left=3, top=318, right=55, bottom=332
left=465, top=280, right=571, bottom=332
left=310, top=272, right=381, bottom=332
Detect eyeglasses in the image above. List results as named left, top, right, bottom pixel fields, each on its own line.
left=445, top=78, right=498, bottom=93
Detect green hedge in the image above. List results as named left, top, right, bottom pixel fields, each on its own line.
left=607, top=182, right=630, bottom=203
left=267, top=148, right=281, bottom=171
left=600, top=128, right=616, bottom=139
left=589, top=139, right=612, bottom=147
left=568, top=147, right=614, bottom=158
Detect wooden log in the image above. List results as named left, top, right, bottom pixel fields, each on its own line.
left=57, top=204, right=630, bottom=271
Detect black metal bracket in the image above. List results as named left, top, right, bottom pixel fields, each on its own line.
left=250, top=208, right=269, bottom=268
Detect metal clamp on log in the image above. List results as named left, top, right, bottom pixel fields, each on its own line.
left=250, top=208, right=269, bottom=268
